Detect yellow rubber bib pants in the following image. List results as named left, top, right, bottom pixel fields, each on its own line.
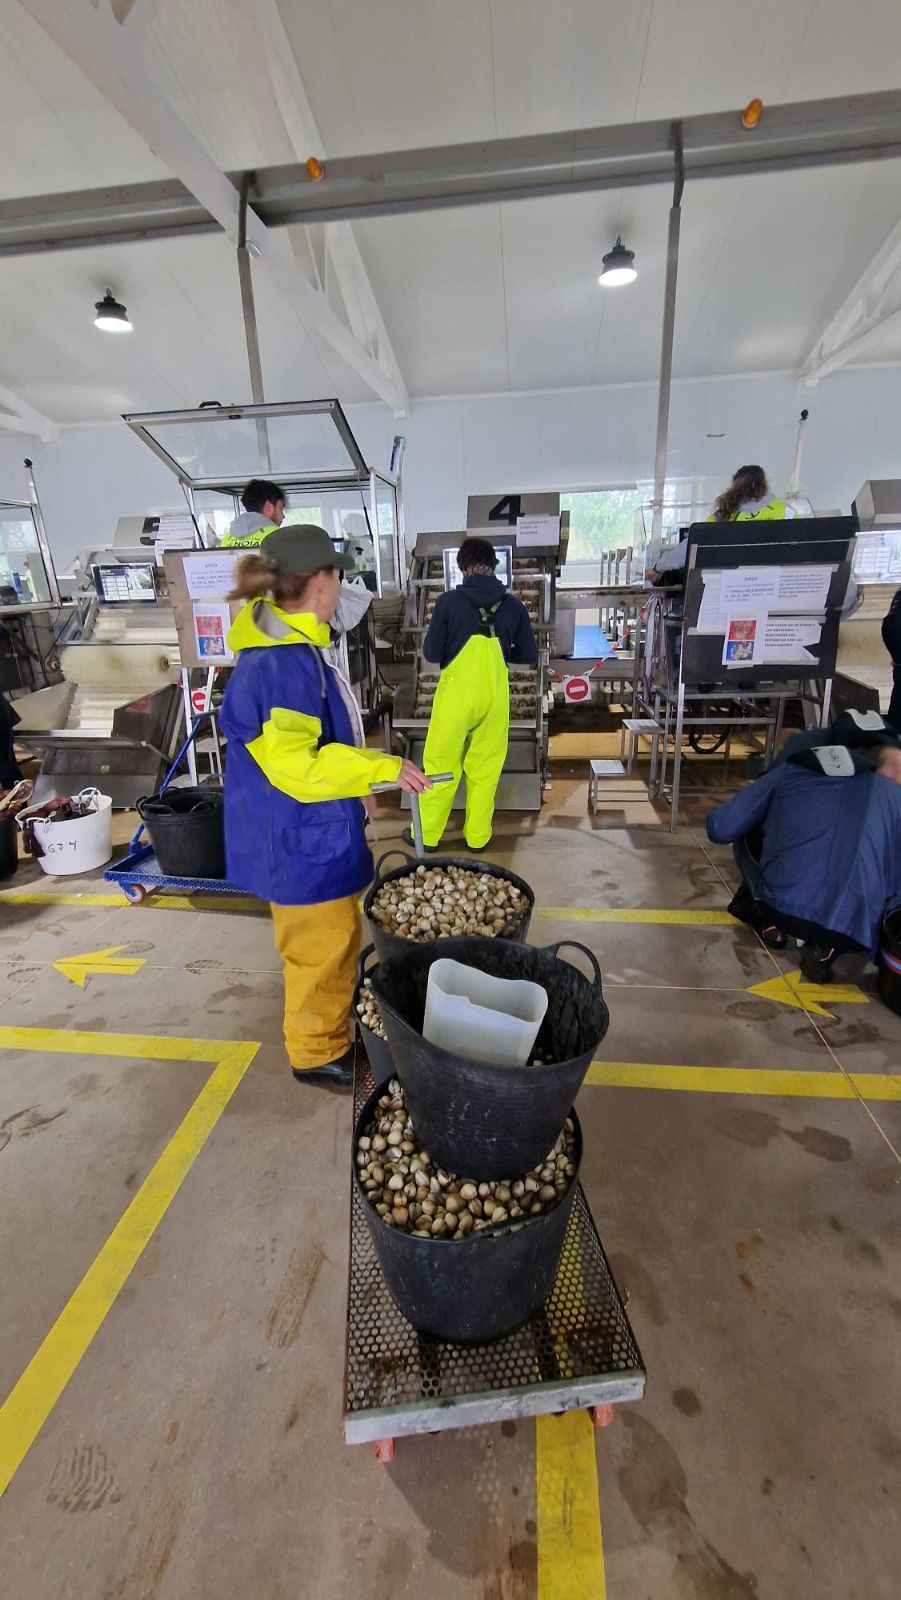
left=271, top=895, right=360, bottom=1070
left=418, top=634, right=510, bottom=849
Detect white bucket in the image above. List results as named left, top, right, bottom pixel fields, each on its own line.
left=423, top=958, right=549, bottom=1066
left=19, top=789, right=113, bottom=876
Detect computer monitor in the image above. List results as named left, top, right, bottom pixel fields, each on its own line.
left=442, top=545, right=513, bottom=592
left=91, top=562, right=158, bottom=604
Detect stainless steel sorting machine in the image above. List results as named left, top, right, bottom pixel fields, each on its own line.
left=393, top=528, right=558, bottom=810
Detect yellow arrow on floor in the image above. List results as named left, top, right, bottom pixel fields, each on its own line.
left=52, top=946, right=146, bottom=989
left=746, top=970, right=868, bottom=1019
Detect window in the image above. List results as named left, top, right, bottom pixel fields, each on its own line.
left=560, top=489, right=642, bottom=560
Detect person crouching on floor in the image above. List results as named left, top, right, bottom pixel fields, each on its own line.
left=707, top=720, right=901, bottom=983
left=220, top=526, right=430, bottom=1089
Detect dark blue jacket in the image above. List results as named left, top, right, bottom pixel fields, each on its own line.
left=423, top=575, right=539, bottom=669
left=883, top=588, right=901, bottom=662
left=707, top=761, right=901, bottom=954
left=219, top=601, right=400, bottom=905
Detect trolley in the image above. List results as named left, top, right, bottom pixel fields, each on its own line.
left=344, top=1053, right=645, bottom=1461
left=104, top=716, right=254, bottom=905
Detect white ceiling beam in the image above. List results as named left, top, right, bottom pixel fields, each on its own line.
left=801, top=217, right=901, bottom=385
left=0, top=384, right=59, bottom=443
left=257, top=0, right=408, bottom=415
left=19, top=0, right=406, bottom=411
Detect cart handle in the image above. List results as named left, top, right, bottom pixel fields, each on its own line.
left=128, top=713, right=210, bottom=852
left=545, top=939, right=603, bottom=994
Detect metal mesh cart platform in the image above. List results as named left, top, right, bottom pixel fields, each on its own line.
left=345, top=1057, right=645, bottom=1455
left=104, top=841, right=256, bottom=905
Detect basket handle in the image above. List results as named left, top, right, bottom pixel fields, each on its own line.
left=357, top=942, right=379, bottom=984
left=373, top=848, right=413, bottom=882
left=546, top=940, right=603, bottom=994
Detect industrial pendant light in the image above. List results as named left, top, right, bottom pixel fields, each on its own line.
left=599, top=237, right=637, bottom=288
left=94, top=289, right=132, bottom=331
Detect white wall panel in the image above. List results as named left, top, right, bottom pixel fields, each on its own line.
left=3, top=366, right=900, bottom=573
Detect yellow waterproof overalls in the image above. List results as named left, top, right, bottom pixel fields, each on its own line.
left=417, top=604, right=510, bottom=850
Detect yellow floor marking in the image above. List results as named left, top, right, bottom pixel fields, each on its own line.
left=747, top=971, right=868, bottom=1018
left=1, top=888, right=126, bottom=907
left=2, top=887, right=736, bottom=925
left=536, top=1411, right=606, bottom=1600
left=536, top=907, right=736, bottom=926
left=588, top=1061, right=901, bottom=1101
left=0, top=1028, right=259, bottom=1497
left=0, top=888, right=262, bottom=913
left=52, top=945, right=146, bottom=988
left=0, top=1025, right=230, bottom=1063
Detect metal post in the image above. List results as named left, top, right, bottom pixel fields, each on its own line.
left=23, top=458, right=61, bottom=605
left=237, top=175, right=271, bottom=470
left=788, top=408, right=810, bottom=496
left=649, top=123, right=685, bottom=570
left=670, top=678, right=686, bottom=832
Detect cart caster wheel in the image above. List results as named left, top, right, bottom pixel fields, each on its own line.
left=373, top=1438, right=395, bottom=1463
left=590, top=1405, right=614, bottom=1429
left=123, top=884, right=149, bottom=905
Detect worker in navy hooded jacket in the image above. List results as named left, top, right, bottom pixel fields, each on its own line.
left=707, top=723, right=901, bottom=984
left=414, top=537, right=539, bottom=852
left=220, top=526, right=430, bottom=1090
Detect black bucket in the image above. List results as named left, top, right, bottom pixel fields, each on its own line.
left=137, top=786, right=225, bottom=879
left=353, top=945, right=394, bottom=1086
left=371, top=939, right=609, bottom=1180
left=877, top=900, right=901, bottom=1017
left=354, top=1082, right=582, bottom=1342
left=0, top=815, right=17, bottom=880
left=363, top=849, right=534, bottom=965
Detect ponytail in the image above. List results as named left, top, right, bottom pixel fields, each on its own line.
left=227, top=551, right=331, bottom=609
left=714, top=464, right=769, bottom=522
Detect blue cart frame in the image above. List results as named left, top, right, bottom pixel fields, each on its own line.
left=104, top=716, right=254, bottom=905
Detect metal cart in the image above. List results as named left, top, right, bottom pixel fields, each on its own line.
left=105, top=766, right=450, bottom=904
left=104, top=716, right=253, bottom=905
left=344, top=1055, right=645, bottom=1460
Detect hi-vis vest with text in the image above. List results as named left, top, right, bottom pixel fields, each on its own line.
left=220, top=522, right=278, bottom=550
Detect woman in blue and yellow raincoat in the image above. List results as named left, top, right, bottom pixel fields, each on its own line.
left=220, top=525, right=429, bottom=1089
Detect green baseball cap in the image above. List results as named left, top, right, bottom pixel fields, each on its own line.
left=262, top=524, right=354, bottom=575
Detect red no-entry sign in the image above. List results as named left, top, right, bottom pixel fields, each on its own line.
left=563, top=675, right=591, bottom=703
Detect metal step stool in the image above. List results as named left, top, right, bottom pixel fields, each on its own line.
left=619, top=717, right=662, bottom=784
left=588, top=758, right=628, bottom=814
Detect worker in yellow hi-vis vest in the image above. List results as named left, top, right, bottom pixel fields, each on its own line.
left=647, top=465, right=794, bottom=584
left=411, top=537, right=538, bottom=853
left=220, top=478, right=287, bottom=549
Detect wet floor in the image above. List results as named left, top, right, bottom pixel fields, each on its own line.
left=1, top=751, right=899, bottom=1598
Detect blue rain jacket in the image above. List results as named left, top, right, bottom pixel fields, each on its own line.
left=707, top=761, right=901, bottom=955
left=219, top=600, right=401, bottom=905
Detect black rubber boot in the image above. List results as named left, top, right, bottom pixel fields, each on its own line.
left=401, top=828, right=439, bottom=852
left=292, top=1045, right=354, bottom=1089
left=799, top=944, right=839, bottom=984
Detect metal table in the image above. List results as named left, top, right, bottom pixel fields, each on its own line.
left=344, top=1056, right=645, bottom=1459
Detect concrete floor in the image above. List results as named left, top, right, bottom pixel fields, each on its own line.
left=1, top=748, right=900, bottom=1599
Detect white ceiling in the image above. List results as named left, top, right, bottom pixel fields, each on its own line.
left=1, top=0, right=901, bottom=422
